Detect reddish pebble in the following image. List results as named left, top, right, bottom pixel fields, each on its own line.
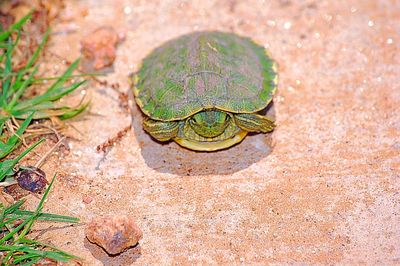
left=86, top=215, right=143, bottom=255
left=82, top=195, right=93, bottom=204
left=80, top=26, right=121, bottom=70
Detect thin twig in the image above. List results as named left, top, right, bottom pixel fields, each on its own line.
left=34, top=137, right=65, bottom=168
left=27, top=124, right=62, bottom=140
left=5, top=120, right=20, bottom=142
left=64, top=121, right=83, bottom=137
left=10, top=117, right=29, bottom=147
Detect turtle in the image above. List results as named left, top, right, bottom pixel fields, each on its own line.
left=132, top=31, right=277, bottom=151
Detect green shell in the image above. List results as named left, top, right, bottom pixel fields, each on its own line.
left=134, top=31, right=277, bottom=121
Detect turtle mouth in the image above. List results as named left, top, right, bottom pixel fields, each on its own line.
left=174, top=131, right=247, bottom=151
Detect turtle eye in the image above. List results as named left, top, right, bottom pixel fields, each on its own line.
left=190, top=117, right=197, bottom=124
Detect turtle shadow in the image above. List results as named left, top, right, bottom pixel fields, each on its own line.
left=131, top=101, right=275, bottom=176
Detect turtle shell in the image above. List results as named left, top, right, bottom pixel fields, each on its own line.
left=133, top=31, right=277, bottom=121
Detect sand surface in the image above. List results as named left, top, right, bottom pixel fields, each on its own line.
left=21, top=0, right=400, bottom=265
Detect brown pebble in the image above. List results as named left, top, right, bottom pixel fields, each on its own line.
left=82, top=195, right=93, bottom=204
left=86, top=215, right=143, bottom=255
left=80, top=26, right=121, bottom=70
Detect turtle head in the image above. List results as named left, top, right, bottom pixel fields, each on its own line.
left=189, top=110, right=230, bottom=138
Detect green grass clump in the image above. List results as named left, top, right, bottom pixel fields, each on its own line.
left=1, top=12, right=88, bottom=123
left=0, top=12, right=88, bottom=182
left=0, top=176, right=81, bottom=265
left=0, top=11, right=86, bottom=264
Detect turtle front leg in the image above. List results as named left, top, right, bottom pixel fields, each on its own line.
left=234, top=113, right=275, bottom=133
left=143, top=119, right=179, bottom=141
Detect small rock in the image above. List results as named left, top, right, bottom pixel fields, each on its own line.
left=82, top=194, right=93, bottom=204
left=80, top=26, right=122, bottom=70
left=86, top=215, right=143, bottom=255
left=16, top=166, right=48, bottom=193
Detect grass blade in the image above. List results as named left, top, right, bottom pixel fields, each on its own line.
left=0, top=213, right=33, bottom=244
left=13, top=81, right=86, bottom=112
left=8, top=29, right=50, bottom=99
left=1, top=38, right=14, bottom=105
left=59, top=101, right=90, bottom=120
left=12, top=210, right=79, bottom=223
left=32, top=73, right=100, bottom=83
left=7, top=66, right=39, bottom=110
left=0, top=11, right=33, bottom=42
left=45, top=59, right=81, bottom=93
left=0, top=216, right=21, bottom=229
left=0, top=138, right=45, bottom=181
left=22, top=29, right=50, bottom=73
left=0, top=200, right=25, bottom=226
left=0, top=112, right=34, bottom=159
left=4, top=200, right=26, bottom=215
left=17, top=175, right=56, bottom=239
left=21, top=238, right=80, bottom=259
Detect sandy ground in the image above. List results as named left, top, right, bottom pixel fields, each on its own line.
left=20, top=0, right=400, bottom=265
